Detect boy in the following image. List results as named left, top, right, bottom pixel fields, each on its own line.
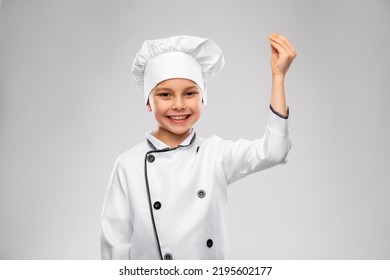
left=101, top=34, right=296, bottom=260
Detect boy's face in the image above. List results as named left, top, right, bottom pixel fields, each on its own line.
left=147, top=78, right=203, bottom=137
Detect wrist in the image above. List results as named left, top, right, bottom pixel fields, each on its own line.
left=272, top=73, right=286, bottom=82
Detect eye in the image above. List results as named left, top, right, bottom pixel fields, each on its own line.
left=157, top=92, right=170, bottom=97
left=185, top=91, right=198, bottom=96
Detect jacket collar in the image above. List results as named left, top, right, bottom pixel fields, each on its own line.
left=145, top=129, right=196, bottom=151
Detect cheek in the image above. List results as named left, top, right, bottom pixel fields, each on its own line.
left=152, top=103, right=171, bottom=122
left=191, top=99, right=203, bottom=114
left=153, top=107, right=165, bottom=119
left=189, top=103, right=202, bottom=122
left=151, top=99, right=167, bottom=114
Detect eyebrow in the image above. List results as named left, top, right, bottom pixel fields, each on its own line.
left=154, top=86, right=199, bottom=92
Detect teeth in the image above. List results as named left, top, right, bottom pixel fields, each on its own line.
left=170, top=115, right=187, bottom=120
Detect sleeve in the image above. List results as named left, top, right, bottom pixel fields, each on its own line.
left=218, top=106, right=292, bottom=185
left=100, top=156, right=133, bottom=259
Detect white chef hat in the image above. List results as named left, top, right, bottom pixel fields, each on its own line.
left=131, top=35, right=225, bottom=105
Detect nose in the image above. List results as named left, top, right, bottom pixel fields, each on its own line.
left=172, top=96, right=185, bottom=111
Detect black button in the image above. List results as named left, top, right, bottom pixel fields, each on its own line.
left=164, top=253, right=173, bottom=260
left=153, top=201, right=161, bottom=210
left=147, top=154, right=155, bottom=162
left=207, top=239, right=213, bottom=248
left=197, top=189, right=206, bottom=198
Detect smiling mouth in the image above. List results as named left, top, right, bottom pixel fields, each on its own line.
left=167, top=115, right=190, bottom=120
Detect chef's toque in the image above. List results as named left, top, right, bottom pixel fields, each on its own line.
left=131, top=35, right=225, bottom=105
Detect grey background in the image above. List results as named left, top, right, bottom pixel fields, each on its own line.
left=0, top=0, right=389, bottom=259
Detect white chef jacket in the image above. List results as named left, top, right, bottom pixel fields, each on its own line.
left=100, top=106, right=291, bottom=260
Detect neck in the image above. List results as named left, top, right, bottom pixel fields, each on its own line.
left=153, top=127, right=192, bottom=148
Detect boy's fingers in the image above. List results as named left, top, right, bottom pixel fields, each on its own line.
left=284, top=38, right=297, bottom=57
left=269, top=39, right=278, bottom=52
left=269, top=39, right=288, bottom=55
left=270, top=41, right=288, bottom=57
left=269, top=35, right=288, bottom=52
left=269, top=36, right=291, bottom=54
left=269, top=33, right=297, bottom=57
left=270, top=40, right=296, bottom=60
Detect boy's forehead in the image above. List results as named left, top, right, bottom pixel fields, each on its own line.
left=154, top=78, right=199, bottom=90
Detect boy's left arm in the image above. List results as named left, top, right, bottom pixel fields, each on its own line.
left=268, top=32, right=297, bottom=117
left=217, top=34, right=296, bottom=185
left=218, top=109, right=291, bottom=184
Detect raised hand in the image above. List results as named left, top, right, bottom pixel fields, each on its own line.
left=269, top=33, right=297, bottom=77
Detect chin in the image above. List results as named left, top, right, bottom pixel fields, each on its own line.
left=168, top=127, right=192, bottom=135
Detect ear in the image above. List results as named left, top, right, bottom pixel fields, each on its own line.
left=146, top=102, right=152, bottom=112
